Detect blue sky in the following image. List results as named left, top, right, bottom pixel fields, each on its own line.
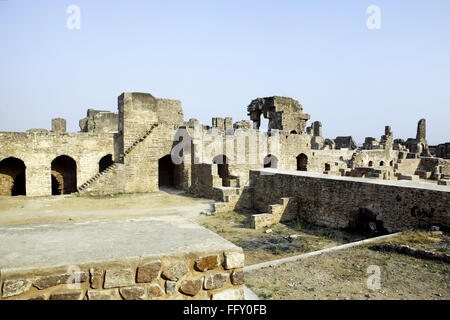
left=0, top=0, right=449, bottom=144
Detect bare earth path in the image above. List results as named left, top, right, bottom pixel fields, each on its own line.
left=0, top=189, right=213, bottom=226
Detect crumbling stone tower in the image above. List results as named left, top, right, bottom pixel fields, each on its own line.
left=247, top=96, right=310, bottom=133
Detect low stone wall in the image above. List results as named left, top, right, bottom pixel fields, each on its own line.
left=0, top=217, right=245, bottom=300
left=249, top=169, right=450, bottom=232
left=1, top=251, right=244, bottom=300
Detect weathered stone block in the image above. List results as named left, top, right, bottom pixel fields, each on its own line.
left=104, top=268, right=134, bottom=289
left=211, top=288, right=244, bottom=300
left=26, top=294, right=47, bottom=300
left=230, top=269, right=245, bottom=285
left=165, top=281, right=177, bottom=295
left=89, top=267, right=104, bottom=289
left=204, top=273, right=228, bottom=290
left=136, top=260, right=161, bottom=283
left=162, top=262, right=188, bottom=281
left=34, top=272, right=88, bottom=290
left=87, top=289, right=118, bottom=300
left=49, top=290, right=83, bottom=300
left=224, top=251, right=245, bottom=269
left=2, top=279, right=32, bottom=298
left=179, top=279, right=203, bottom=296
left=119, top=286, right=145, bottom=300
left=195, top=255, right=219, bottom=272
left=148, top=284, right=164, bottom=299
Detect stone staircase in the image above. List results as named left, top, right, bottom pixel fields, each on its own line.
left=119, top=123, right=159, bottom=162
left=251, top=197, right=298, bottom=229
left=77, top=163, right=120, bottom=193
left=77, top=124, right=158, bottom=193
left=213, top=186, right=242, bottom=213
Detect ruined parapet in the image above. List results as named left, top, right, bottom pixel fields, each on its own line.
left=323, top=138, right=335, bottom=150
left=246, top=96, right=310, bottom=133
left=334, top=136, right=357, bottom=150
left=363, top=137, right=380, bottom=150
left=79, top=109, right=119, bottom=133
left=26, top=129, right=48, bottom=134
left=51, top=118, right=66, bottom=133
left=233, top=120, right=251, bottom=130
left=435, top=142, right=450, bottom=159
left=211, top=117, right=233, bottom=132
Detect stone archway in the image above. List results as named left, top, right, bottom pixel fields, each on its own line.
left=158, top=155, right=175, bottom=188
left=51, top=155, right=77, bottom=195
left=99, top=154, right=113, bottom=173
left=296, top=153, right=308, bottom=171
left=0, top=157, right=26, bottom=196
left=264, top=154, right=278, bottom=169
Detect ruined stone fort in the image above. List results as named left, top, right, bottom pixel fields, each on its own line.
left=1, top=92, right=449, bottom=234
left=0, top=92, right=449, bottom=301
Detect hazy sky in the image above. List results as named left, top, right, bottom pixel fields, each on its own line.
left=0, top=0, right=449, bottom=144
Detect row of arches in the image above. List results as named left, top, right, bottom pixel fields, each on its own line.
left=368, top=160, right=394, bottom=167
left=0, top=154, right=113, bottom=196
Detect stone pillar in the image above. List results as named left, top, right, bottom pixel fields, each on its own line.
left=416, top=119, right=426, bottom=141
left=51, top=118, right=66, bottom=133
left=313, top=121, right=322, bottom=137
left=224, top=117, right=233, bottom=131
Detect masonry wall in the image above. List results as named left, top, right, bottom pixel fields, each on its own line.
left=249, top=169, right=450, bottom=232
left=0, top=132, right=115, bottom=196
left=0, top=250, right=245, bottom=300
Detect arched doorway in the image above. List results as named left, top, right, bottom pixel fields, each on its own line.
left=158, top=155, right=175, bottom=187
left=99, top=154, right=113, bottom=173
left=213, top=154, right=230, bottom=187
left=296, top=154, right=308, bottom=171
left=0, top=157, right=26, bottom=196
left=379, top=161, right=384, bottom=166
left=51, top=155, right=77, bottom=195
left=368, top=161, right=373, bottom=167
left=264, top=154, right=278, bottom=169
left=325, top=163, right=331, bottom=171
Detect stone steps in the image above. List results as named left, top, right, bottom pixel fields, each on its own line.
left=251, top=197, right=297, bottom=229
left=79, top=124, right=159, bottom=193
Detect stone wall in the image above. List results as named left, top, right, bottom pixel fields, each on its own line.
left=249, top=169, right=450, bottom=232
left=0, top=131, right=115, bottom=196
left=0, top=250, right=244, bottom=300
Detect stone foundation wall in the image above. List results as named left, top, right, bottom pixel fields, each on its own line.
left=249, top=169, right=450, bottom=232
left=0, top=250, right=245, bottom=300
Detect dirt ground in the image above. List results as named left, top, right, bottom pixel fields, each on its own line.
left=244, top=244, right=449, bottom=300
left=0, top=189, right=213, bottom=226
left=197, top=210, right=367, bottom=266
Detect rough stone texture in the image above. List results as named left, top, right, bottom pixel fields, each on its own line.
left=179, top=279, right=203, bottom=296
left=104, top=268, right=134, bottom=289
left=136, top=260, right=161, bottom=283
left=2, top=279, right=32, bottom=298
left=250, top=169, right=450, bottom=232
left=211, top=288, right=244, bottom=300
left=204, top=273, right=228, bottom=290
left=230, top=269, right=245, bottom=285
left=148, top=284, right=164, bottom=299
left=165, top=281, right=177, bottom=295
left=162, top=262, right=188, bottom=281
left=195, top=255, right=219, bottom=272
left=120, top=286, right=145, bottom=300
left=224, top=251, right=245, bottom=269
left=87, top=289, right=118, bottom=300
left=49, top=290, right=82, bottom=300
left=26, top=294, right=47, bottom=300
left=89, top=267, right=104, bottom=289
left=34, top=272, right=88, bottom=290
